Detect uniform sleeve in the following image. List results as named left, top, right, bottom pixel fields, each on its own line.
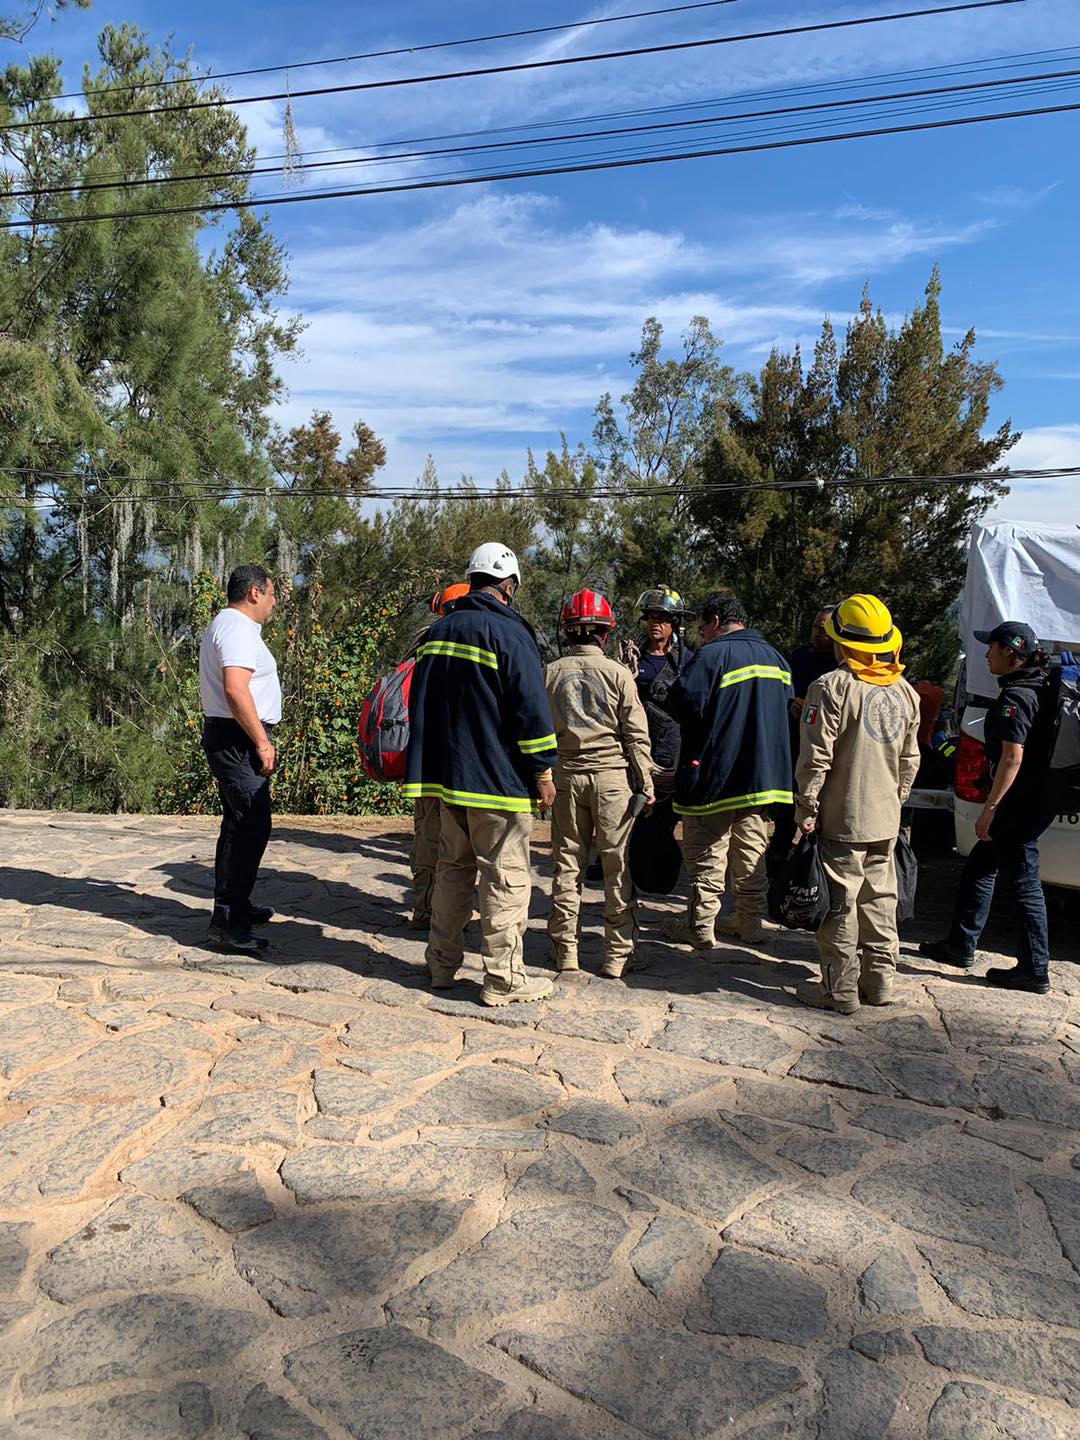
left=617, top=671, right=655, bottom=793
left=503, top=631, right=559, bottom=773
left=993, top=688, right=1040, bottom=747
left=898, top=689, right=922, bottom=805
left=794, top=677, right=841, bottom=823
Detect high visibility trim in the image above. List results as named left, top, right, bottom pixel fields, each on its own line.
left=715, top=664, right=792, bottom=689
left=518, top=733, right=557, bottom=755
left=416, top=640, right=498, bottom=670
left=674, top=789, right=793, bottom=816
left=403, top=782, right=536, bottom=813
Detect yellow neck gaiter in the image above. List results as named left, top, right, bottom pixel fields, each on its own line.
left=841, top=648, right=905, bottom=687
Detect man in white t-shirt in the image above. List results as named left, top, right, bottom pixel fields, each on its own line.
left=199, top=564, right=282, bottom=952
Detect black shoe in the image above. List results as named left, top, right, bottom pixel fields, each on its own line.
left=919, top=938, right=975, bottom=970
left=206, top=923, right=269, bottom=955
left=244, top=905, right=274, bottom=926
left=984, top=965, right=1050, bottom=995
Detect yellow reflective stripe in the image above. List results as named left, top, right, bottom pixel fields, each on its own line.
left=403, top=782, right=536, bottom=813
left=716, top=664, right=792, bottom=689
left=518, top=733, right=557, bottom=754
left=674, top=789, right=793, bottom=816
left=416, top=640, right=498, bottom=670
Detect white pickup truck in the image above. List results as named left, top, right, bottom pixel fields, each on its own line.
left=953, top=519, right=1080, bottom=891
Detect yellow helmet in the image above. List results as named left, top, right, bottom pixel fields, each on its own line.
left=826, top=594, right=901, bottom=654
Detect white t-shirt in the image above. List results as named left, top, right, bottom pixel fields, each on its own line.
left=199, top=608, right=282, bottom=724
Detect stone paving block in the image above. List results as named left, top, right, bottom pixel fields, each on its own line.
left=538, top=1006, right=655, bottom=1045
left=865, top=1013, right=949, bottom=1052
left=921, top=1246, right=1080, bottom=1327
left=341, top=1007, right=453, bottom=1052
left=422, top=1126, right=544, bottom=1150
left=9, top=1037, right=196, bottom=1103
left=235, top=1199, right=468, bottom=1317
left=1028, top=1174, right=1080, bottom=1274
left=853, top=1157, right=1022, bottom=1257
left=210, top=1037, right=321, bottom=1088
left=239, top=1384, right=329, bottom=1439
left=962, top=1115, right=1060, bottom=1160
left=212, top=989, right=360, bottom=1029
left=915, top=1325, right=1080, bottom=1406
left=37, top=1194, right=220, bottom=1303
left=285, top=1324, right=505, bottom=1440
left=535, top=1044, right=609, bottom=1093
left=375, top=1065, right=561, bottom=1136
left=103, top=971, right=224, bottom=1002
left=613, top=1056, right=719, bottom=1108
left=652, top=1015, right=794, bottom=1070
left=724, top=1188, right=892, bottom=1265
left=281, top=1143, right=505, bottom=1205
left=492, top=1324, right=802, bottom=1440
left=389, top=1202, right=625, bottom=1328
left=975, top=1068, right=1080, bottom=1130
left=547, top=1100, right=640, bottom=1146
left=812, top=1348, right=902, bottom=1440
left=84, top=1001, right=158, bottom=1032
left=512, top=1143, right=595, bottom=1202
left=630, top=1216, right=705, bottom=1297
left=849, top=1328, right=914, bottom=1360
left=734, top=1078, right=837, bottom=1131
left=173, top=1090, right=299, bottom=1147
left=23, top=1292, right=265, bottom=1396
left=339, top=1050, right=450, bottom=1085
left=872, top=1052, right=978, bottom=1110
left=927, top=1381, right=1062, bottom=1440
left=688, top=1247, right=826, bottom=1346
left=462, top=1028, right=540, bottom=1057
left=0, top=1101, right=159, bottom=1207
left=858, top=1247, right=922, bottom=1316
left=120, top=1145, right=248, bottom=1199
left=9, top=1383, right=214, bottom=1439
left=616, top=1118, right=780, bottom=1223
left=931, top=989, right=1068, bottom=1050
left=114, top=937, right=185, bottom=964
left=0, top=1003, right=95, bottom=1077
left=788, top=1050, right=891, bottom=1096
left=268, top=961, right=366, bottom=993
left=0, top=1222, right=31, bottom=1292
left=0, top=1298, right=32, bottom=1333
left=428, top=994, right=541, bottom=1027
left=472, top=1411, right=584, bottom=1440
left=851, top=1103, right=950, bottom=1140
left=183, top=1173, right=275, bottom=1232
left=313, top=1068, right=391, bottom=1119
left=775, top=1132, right=874, bottom=1178
left=0, top=974, right=55, bottom=1006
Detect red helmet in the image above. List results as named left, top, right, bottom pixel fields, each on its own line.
left=559, top=588, right=615, bottom=631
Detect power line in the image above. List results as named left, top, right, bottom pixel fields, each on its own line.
left=0, top=1, right=1026, bottom=133
left=47, top=2, right=746, bottom=104
left=4, top=94, right=1075, bottom=230
left=7, top=61, right=1078, bottom=204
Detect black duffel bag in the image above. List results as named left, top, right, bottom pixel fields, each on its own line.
left=894, top=831, right=918, bottom=923
left=767, top=833, right=831, bottom=932
left=627, top=797, right=683, bottom=895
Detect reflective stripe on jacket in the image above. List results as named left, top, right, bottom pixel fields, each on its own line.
left=665, top=628, right=794, bottom=816
left=404, top=591, right=557, bottom=812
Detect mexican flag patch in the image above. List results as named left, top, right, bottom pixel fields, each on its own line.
left=803, top=704, right=819, bottom=725
left=1001, top=703, right=1018, bottom=719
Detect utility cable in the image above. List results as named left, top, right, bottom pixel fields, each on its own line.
left=0, top=2, right=1026, bottom=133
left=3, top=94, right=1074, bottom=230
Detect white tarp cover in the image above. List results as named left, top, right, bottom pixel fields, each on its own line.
left=961, top=520, right=1080, bottom=697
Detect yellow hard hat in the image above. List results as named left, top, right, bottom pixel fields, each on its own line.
left=826, top=594, right=901, bottom=654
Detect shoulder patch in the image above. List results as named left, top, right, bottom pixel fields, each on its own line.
left=1001, top=702, right=1018, bottom=719
left=803, top=704, right=819, bottom=726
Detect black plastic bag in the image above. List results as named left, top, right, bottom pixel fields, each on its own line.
left=628, top=797, right=683, bottom=895
left=894, top=831, right=918, bottom=923
left=767, top=834, right=830, bottom=932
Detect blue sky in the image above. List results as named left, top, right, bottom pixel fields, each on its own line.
left=11, top=0, right=1080, bottom=522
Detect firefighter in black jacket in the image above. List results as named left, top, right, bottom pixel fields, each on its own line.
left=405, top=543, right=557, bottom=1006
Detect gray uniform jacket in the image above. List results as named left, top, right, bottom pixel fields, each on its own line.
left=545, top=644, right=654, bottom=791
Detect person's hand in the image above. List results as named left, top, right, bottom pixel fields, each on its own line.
left=256, top=742, right=276, bottom=776
left=642, top=794, right=656, bottom=815
left=537, top=777, right=556, bottom=810
left=790, top=697, right=805, bottom=719
left=796, top=816, right=816, bottom=836
left=975, top=803, right=995, bottom=842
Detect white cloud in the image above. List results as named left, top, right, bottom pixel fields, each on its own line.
left=988, top=426, right=1080, bottom=526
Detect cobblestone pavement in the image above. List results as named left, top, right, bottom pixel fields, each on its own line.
left=0, top=811, right=1078, bottom=1440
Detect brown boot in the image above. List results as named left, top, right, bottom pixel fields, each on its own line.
left=793, top=982, right=859, bottom=1016
left=662, top=917, right=715, bottom=950
left=551, top=950, right=579, bottom=973
left=480, top=972, right=554, bottom=1007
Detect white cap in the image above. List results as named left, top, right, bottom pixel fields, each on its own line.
left=466, top=542, right=520, bottom=584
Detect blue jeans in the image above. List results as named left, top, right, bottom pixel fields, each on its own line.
left=947, top=796, right=1055, bottom=978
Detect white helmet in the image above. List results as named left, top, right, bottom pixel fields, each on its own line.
left=466, top=542, right=520, bottom=584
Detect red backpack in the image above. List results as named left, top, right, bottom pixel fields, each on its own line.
left=357, top=657, right=414, bottom=781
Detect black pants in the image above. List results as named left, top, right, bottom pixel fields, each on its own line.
left=201, top=717, right=273, bottom=924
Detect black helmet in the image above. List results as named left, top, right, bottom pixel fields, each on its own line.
left=637, top=586, right=691, bottom=619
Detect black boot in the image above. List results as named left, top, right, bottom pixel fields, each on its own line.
left=919, top=938, right=975, bottom=970
left=208, top=907, right=269, bottom=954
left=985, top=965, right=1050, bottom=995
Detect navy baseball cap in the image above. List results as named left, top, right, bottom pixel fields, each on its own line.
left=973, top=620, right=1039, bottom=659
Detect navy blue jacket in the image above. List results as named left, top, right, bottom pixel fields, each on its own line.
left=404, top=592, right=558, bottom=812
left=665, top=627, right=794, bottom=816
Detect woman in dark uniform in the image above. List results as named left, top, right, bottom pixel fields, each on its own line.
left=920, top=621, right=1056, bottom=994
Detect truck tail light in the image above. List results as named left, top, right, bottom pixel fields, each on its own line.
left=954, top=730, right=989, bottom=804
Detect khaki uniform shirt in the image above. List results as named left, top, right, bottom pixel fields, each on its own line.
left=545, top=644, right=654, bottom=791
left=795, top=667, right=921, bottom=843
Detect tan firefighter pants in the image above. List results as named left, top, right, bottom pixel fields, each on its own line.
left=427, top=803, right=533, bottom=987
left=816, top=837, right=898, bottom=1007
left=680, top=808, right=770, bottom=942
left=410, top=797, right=441, bottom=923
left=548, top=770, right=636, bottom=967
